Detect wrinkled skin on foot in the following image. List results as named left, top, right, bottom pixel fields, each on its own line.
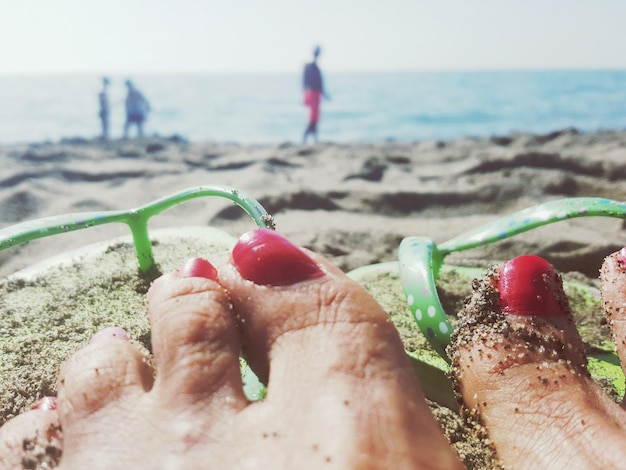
left=450, top=253, right=626, bottom=469
left=10, top=236, right=626, bottom=470
left=0, top=232, right=461, bottom=469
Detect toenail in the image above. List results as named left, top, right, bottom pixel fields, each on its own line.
left=498, top=255, right=563, bottom=317
left=178, top=257, right=218, bottom=280
left=232, top=228, right=324, bottom=286
left=89, top=326, right=131, bottom=344
left=30, top=396, right=57, bottom=411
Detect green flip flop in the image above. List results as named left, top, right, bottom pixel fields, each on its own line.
left=0, top=184, right=274, bottom=276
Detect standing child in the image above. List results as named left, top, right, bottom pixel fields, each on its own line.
left=98, top=77, right=110, bottom=140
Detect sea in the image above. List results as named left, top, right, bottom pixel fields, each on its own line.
left=1, top=70, right=626, bottom=145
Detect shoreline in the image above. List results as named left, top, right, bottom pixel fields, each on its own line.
left=0, top=125, right=619, bottom=150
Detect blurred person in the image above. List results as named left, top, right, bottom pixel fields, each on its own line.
left=98, top=77, right=111, bottom=141
left=302, top=45, right=329, bottom=144
left=123, top=80, right=150, bottom=138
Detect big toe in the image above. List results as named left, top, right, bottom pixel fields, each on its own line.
left=219, top=229, right=462, bottom=468
left=451, top=255, right=626, bottom=468
left=221, top=229, right=405, bottom=385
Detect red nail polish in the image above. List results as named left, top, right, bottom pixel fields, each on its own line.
left=178, top=257, right=218, bottom=280
left=232, top=229, right=324, bottom=286
left=89, top=326, right=130, bottom=344
left=31, top=396, right=57, bottom=411
left=498, top=255, right=563, bottom=317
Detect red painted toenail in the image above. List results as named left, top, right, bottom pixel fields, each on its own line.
left=31, top=396, right=57, bottom=411
left=178, top=257, right=218, bottom=280
left=232, top=229, right=324, bottom=286
left=89, top=326, right=131, bottom=344
left=498, top=255, right=563, bottom=316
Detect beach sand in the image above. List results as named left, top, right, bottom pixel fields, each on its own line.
left=1, top=129, right=626, bottom=468
left=3, top=129, right=626, bottom=277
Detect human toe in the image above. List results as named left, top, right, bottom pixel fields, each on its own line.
left=600, top=248, right=626, bottom=367
left=0, top=400, right=61, bottom=469
left=222, top=229, right=414, bottom=386
left=146, top=258, right=247, bottom=413
left=220, top=229, right=463, bottom=468
left=451, top=255, right=626, bottom=467
left=57, top=327, right=152, bottom=427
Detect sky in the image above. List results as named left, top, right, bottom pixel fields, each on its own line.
left=3, top=0, right=626, bottom=75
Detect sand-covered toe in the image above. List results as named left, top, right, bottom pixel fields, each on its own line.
left=450, top=256, right=626, bottom=468
left=600, top=249, right=626, bottom=379
left=0, top=409, right=61, bottom=469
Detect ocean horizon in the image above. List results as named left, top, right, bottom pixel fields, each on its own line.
left=1, top=69, right=625, bottom=145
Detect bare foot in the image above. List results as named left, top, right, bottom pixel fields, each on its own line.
left=451, top=253, right=626, bottom=468
left=0, top=229, right=462, bottom=469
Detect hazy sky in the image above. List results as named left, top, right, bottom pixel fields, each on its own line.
left=3, top=0, right=626, bottom=75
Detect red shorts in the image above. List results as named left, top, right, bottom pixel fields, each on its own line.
left=304, top=90, right=322, bottom=124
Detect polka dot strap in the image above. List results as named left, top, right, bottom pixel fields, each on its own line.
left=398, top=236, right=452, bottom=361
left=438, top=197, right=626, bottom=255
left=399, top=197, right=626, bottom=362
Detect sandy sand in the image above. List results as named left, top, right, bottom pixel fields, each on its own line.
left=3, top=129, right=626, bottom=277
left=1, top=129, right=626, bottom=468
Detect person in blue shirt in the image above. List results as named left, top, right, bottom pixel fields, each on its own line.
left=302, top=46, right=329, bottom=144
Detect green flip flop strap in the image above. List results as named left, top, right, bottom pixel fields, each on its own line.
left=398, top=236, right=452, bottom=362
left=399, top=197, right=626, bottom=364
